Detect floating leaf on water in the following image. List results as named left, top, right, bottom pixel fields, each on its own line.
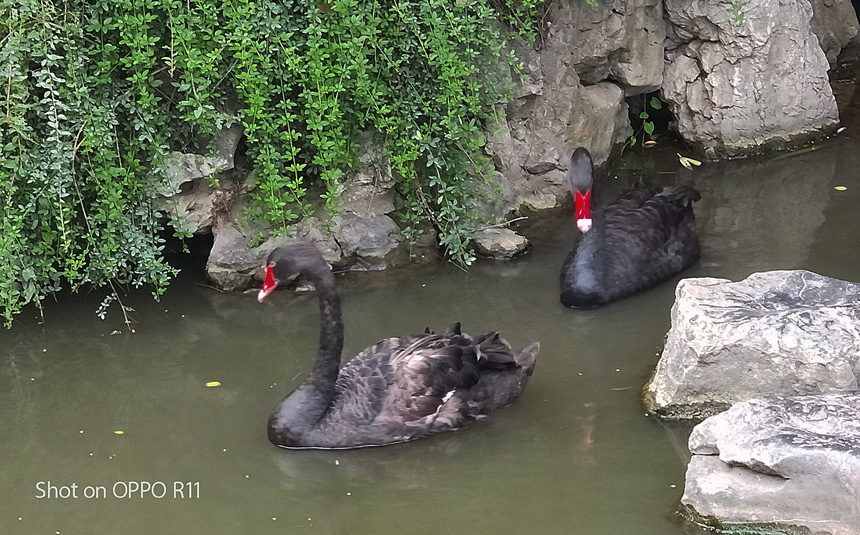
left=836, top=127, right=846, bottom=134
left=114, top=430, right=124, bottom=435
left=206, top=381, right=221, bottom=387
left=677, top=153, right=702, bottom=170
left=643, top=140, right=657, bottom=146
left=834, top=186, right=848, bottom=191
left=678, top=153, right=702, bottom=166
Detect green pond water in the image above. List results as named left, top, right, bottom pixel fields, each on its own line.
left=2, top=124, right=859, bottom=534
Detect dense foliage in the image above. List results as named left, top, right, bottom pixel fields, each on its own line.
left=0, top=0, right=542, bottom=327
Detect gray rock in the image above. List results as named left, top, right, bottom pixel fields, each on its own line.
left=206, top=218, right=346, bottom=291
left=259, top=218, right=343, bottom=267
left=334, top=213, right=405, bottom=269
left=482, top=0, right=661, bottom=218
left=205, top=224, right=260, bottom=291
left=160, top=178, right=237, bottom=235
left=662, top=0, right=840, bottom=156
left=563, top=0, right=666, bottom=95
left=202, top=128, right=412, bottom=286
left=340, top=130, right=396, bottom=217
left=682, top=392, right=860, bottom=535
left=471, top=228, right=530, bottom=259
left=809, top=0, right=860, bottom=64
left=157, top=122, right=244, bottom=234
left=486, top=81, right=630, bottom=217
left=157, top=122, right=244, bottom=196
left=646, top=270, right=860, bottom=419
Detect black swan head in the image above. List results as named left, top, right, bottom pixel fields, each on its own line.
left=258, top=243, right=329, bottom=302
left=568, top=147, right=594, bottom=233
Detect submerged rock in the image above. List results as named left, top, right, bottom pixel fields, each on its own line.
left=682, top=392, right=860, bottom=535
left=645, top=270, right=860, bottom=419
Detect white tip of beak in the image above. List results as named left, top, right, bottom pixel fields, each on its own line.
left=577, top=219, right=592, bottom=233
left=257, top=289, right=268, bottom=303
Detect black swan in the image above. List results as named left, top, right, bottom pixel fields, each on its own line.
left=560, top=147, right=701, bottom=308
left=257, top=242, right=539, bottom=449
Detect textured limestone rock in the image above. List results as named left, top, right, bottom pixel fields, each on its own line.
left=471, top=228, right=530, bottom=259
left=205, top=218, right=344, bottom=292
left=205, top=224, right=261, bottom=291
left=809, top=0, right=860, bottom=64
left=203, top=131, right=410, bottom=286
left=334, top=213, right=405, bottom=269
left=662, top=0, right=840, bottom=156
left=682, top=392, right=860, bottom=535
left=340, top=130, right=397, bottom=217
left=646, top=270, right=860, bottom=419
left=483, top=0, right=668, bottom=216
left=157, top=122, right=244, bottom=234
left=567, top=0, right=666, bottom=95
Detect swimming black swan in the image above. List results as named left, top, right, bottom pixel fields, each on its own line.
left=560, top=147, right=701, bottom=308
left=258, top=242, right=540, bottom=449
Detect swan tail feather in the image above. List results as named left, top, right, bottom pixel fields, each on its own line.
left=516, top=342, right=540, bottom=370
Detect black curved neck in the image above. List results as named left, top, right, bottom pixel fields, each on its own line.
left=309, top=265, right=343, bottom=390
left=268, top=254, right=345, bottom=446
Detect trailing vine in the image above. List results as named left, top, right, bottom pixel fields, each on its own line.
left=1, top=0, right=543, bottom=326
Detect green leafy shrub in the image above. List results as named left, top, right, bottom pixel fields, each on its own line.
left=1, top=0, right=541, bottom=326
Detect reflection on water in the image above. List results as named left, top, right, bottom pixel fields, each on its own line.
left=2, top=133, right=859, bottom=535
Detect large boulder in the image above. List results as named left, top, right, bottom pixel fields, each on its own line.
left=645, top=270, right=860, bottom=419
left=203, top=130, right=414, bottom=287
left=809, top=0, right=860, bottom=64
left=483, top=0, right=669, bottom=216
left=682, top=392, right=860, bottom=535
left=567, top=0, right=666, bottom=95
left=339, top=130, right=397, bottom=217
left=662, top=0, right=840, bottom=156
left=205, top=223, right=262, bottom=291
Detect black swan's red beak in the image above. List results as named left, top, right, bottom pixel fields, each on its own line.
left=258, top=265, right=278, bottom=302
left=575, top=189, right=592, bottom=232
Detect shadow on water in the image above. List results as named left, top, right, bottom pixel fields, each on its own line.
left=3, top=108, right=860, bottom=534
